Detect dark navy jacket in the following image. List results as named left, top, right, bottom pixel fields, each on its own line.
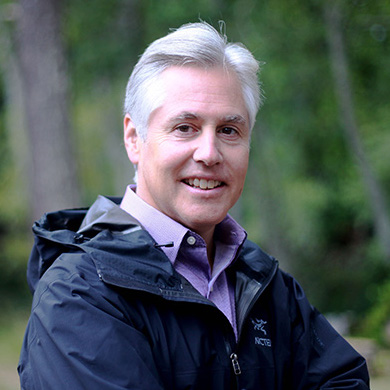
left=18, top=196, right=370, bottom=389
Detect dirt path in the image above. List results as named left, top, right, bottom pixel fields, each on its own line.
left=371, top=375, right=390, bottom=390
left=0, top=364, right=19, bottom=390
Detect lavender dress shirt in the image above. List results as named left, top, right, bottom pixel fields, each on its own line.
left=120, top=185, right=247, bottom=339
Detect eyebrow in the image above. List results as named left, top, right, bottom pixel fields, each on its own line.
left=168, top=112, right=247, bottom=125
left=174, top=112, right=199, bottom=121
left=222, top=115, right=247, bottom=125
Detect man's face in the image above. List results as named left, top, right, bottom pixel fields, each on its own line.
left=124, top=66, right=250, bottom=240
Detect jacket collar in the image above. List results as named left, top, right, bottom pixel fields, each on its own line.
left=29, top=196, right=278, bottom=304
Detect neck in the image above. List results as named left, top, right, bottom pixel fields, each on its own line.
left=207, top=243, right=215, bottom=269
left=197, top=226, right=216, bottom=269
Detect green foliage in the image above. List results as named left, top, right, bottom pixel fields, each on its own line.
left=0, top=0, right=389, bottom=333
left=65, top=0, right=143, bottom=87
left=0, top=228, right=32, bottom=310
left=359, top=278, right=390, bottom=346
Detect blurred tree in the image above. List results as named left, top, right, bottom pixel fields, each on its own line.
left=14, top=0, right=80, bottom=220
left=226, top=0, right=390, bottom=314
left=324, top=1, right=390, bottom=261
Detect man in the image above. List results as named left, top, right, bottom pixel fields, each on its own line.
left=18, top=22, right=370, bottom=389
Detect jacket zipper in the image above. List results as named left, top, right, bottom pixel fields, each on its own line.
left=223, top=336, right=240, bottom=390
left=225, top=261, right=278, bottom=386
left=230, top=353, right=242, bottom=375
left=236, top=262, right=278, bottom=344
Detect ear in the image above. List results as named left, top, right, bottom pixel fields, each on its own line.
left=124, top=114, right=142, bottom=164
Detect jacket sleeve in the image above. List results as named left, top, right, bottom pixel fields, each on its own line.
left=286, top=275, right=370, bottom=390
left=18, top=253, right=165, bottom=390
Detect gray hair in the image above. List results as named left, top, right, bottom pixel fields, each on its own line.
left=124, top=21, right=263, bottom=139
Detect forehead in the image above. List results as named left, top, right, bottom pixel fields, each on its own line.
left=159, top=65, right=241, bottom=97
left=149, top=66, right=249, bottom=124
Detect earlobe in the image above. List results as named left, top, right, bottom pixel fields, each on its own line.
left=124, top=114, right=141, bottom=164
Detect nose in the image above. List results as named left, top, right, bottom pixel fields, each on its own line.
left=192, top=129, right=223, bottom=166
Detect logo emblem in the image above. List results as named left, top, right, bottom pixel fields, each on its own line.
left=251, top=318, right=267, bottom=335
left=251, top=318, right=272, bottom=347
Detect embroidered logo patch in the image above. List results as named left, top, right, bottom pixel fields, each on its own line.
left=251, top=318, right=272, bottom=348
left=251, top=318, right=267, bottom=335
left=255, top=337, right=272, bottom=347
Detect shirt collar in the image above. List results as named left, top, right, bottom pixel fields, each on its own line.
left=120, top=185, right=247, bottom=264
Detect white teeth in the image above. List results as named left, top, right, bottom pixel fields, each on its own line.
left=185, top=178, right=221, bottom=190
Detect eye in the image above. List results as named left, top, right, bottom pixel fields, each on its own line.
left=218, top=126, right=239, bottom=138
left=221, top=127, right=237, bottom=134
left=176, top=125, right=192, bottom=133
left=174, top=124, right=198, bottom=137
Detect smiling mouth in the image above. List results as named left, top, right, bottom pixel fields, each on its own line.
left=183, top=178, right=223, bottom=190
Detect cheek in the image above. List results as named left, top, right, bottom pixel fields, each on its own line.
left=141, top=147, right=183, bottom=183
left=159, top=144, right=191, bottom=169
left=234, top=149, right=249, bottom=175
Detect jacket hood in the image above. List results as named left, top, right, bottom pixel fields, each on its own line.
left=27, top=195, right=174, bottom=293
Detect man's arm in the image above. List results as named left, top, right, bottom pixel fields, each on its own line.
left=18, top=253, right=164, bottom=390
left=288, top=276, right=370, bottom=389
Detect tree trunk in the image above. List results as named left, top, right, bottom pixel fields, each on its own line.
left=0, top=8, right=30, bottom=222
left=247, top=122, right=294, bottom=272
left=324, top=1, right=390, bottom=260
left=14, top=0, right=80, bottom=221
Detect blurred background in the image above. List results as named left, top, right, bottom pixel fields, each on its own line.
left=0, top=0, right=389, bottom=388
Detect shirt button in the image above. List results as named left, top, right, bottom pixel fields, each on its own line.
left=187, top=236, right=196, bottom=245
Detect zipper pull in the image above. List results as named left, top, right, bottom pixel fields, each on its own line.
left=230, top=353, right=242, bottom=375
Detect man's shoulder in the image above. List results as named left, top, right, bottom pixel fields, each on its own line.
left=239, top=239, right=278, bottom=270
left=33, top=250, right=99, bottom=293
left=236, top=240, right=308, bottom=295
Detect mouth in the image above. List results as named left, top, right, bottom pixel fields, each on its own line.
left=183, top=178, right=224, bottom=190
